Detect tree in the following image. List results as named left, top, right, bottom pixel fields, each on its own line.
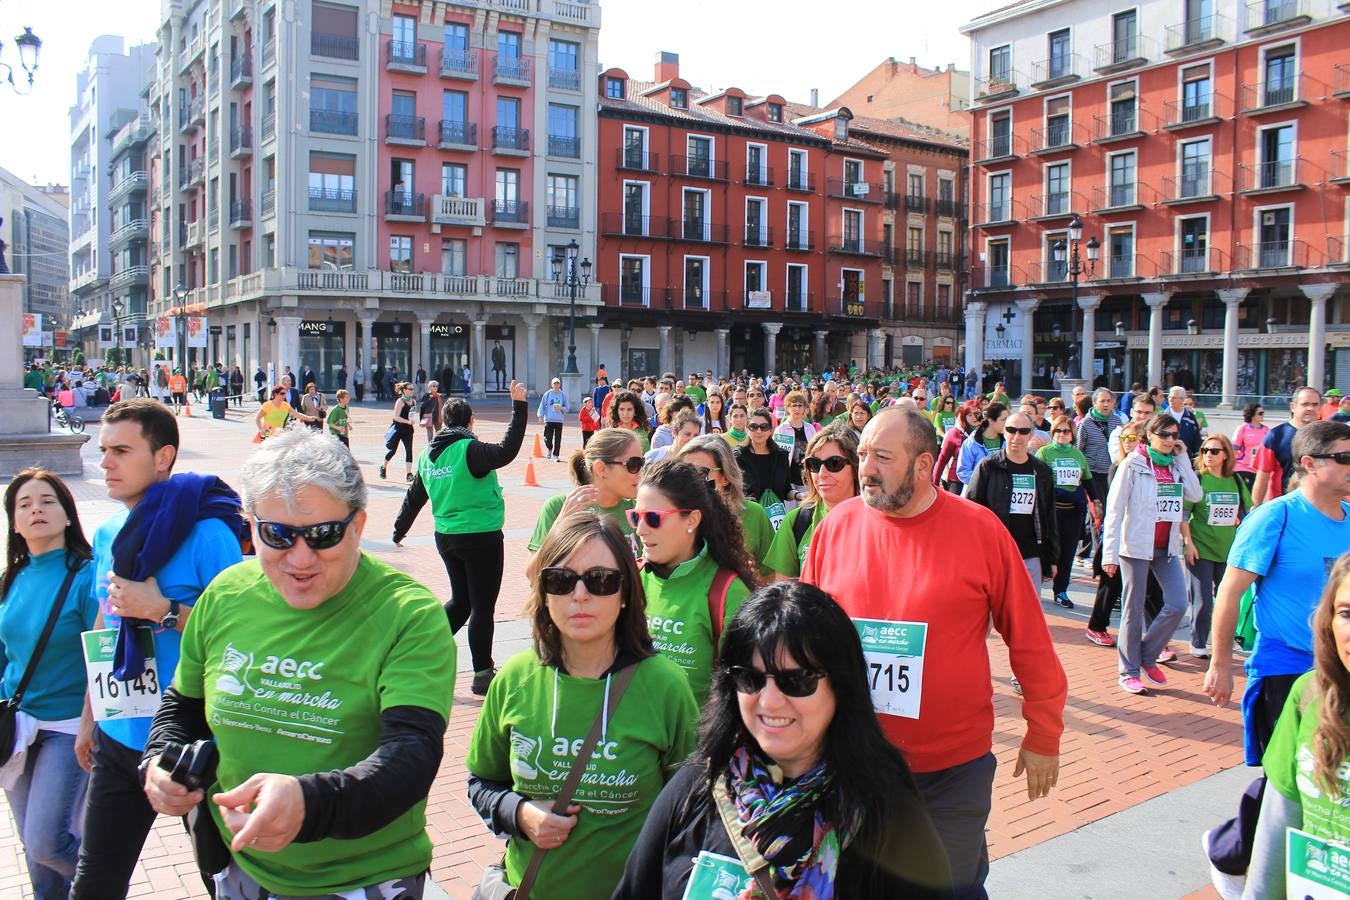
left=72, top=348, right=86, bottom=366
left=104, top=347, right=126, bottom=368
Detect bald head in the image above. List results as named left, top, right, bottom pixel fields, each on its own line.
left=866, top=406, right=939, bottom=462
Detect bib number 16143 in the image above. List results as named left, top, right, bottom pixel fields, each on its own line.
left=81, top=628, right=161, bottom=721
left=854, top=618, right=927, bottom=719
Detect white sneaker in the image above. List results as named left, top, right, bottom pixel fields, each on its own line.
left=1190, top=645, right=1211, bottom=658
left=1202, top=829, right=1245, bottom=900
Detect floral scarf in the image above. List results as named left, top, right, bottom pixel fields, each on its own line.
left=726, top=745, right=858, bottom=899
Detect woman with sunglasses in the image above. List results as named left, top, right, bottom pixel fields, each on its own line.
left=1180, top=434, right=1251, bottom=658
left=466, top=511, right=697, bottom=900
left=254, top=385, right=315, bottom=440
left=143, top=429, right=455, bottom=899
left=1231, top=403, right=1269, bottom=490
left=0, top=469, right=97, bottom=899
left=773, top=392, right=820, bottom=503
left=1102, top=414, right=1202, bottom=695
left=380, top=382, right=418, bottom=482
left=676, top=436, right=775, bottom=574
left=632, top=460, right=758, bottom=704
left=932, top=400, right=981, bottom=494
left=955, top=401, right=1007, bottom=485
left=699, top=390, right=729, bottom=436
left=1036, top=414, right=1098, bottom=609
left=932, top=394, right=959, bottom=437
left=607, top=389, right=653, bottom=453
left=613, top=581, right=952, bottom=898
left=735, top=408, right=793, bottom=510
left=765, top=425, right=859, bottom=581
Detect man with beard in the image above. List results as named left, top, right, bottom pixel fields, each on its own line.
left=801, top=407, right=1067, bottom=900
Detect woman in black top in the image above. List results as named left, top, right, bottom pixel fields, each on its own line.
left=381, top=381, right=417, bottom=482
left=734, top=407, right=791, bottom=505
left=613, top=581, right=951, bottom=899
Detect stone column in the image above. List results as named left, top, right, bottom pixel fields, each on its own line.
left=867, top=329, right=885, bottom=370
left=357, top=314, right=378, bottom=374
left=1077, top=293, right=1102, bottom=386
left=589, top=323, right=602, bottom=378
left=522, top=314, right=543, bottom=397
left=417, top=318, right=433, bottom=386
left=657, top=325, right=671, bottom=375
left=1142, top=292, right=1170, bottom=388
left=471, top=319, right=487, bottom=398
left=275, top=315, right=302, bottom=386
left=763, top=323, right=783, bottom=376
left=963, top=300, right=987, bottom=377
left=715, top=328, right=730, bottom=378
left=1216, top=288, right=1249, bottom=408
left=813, top=330, right=829, bottom=372
left=1303, top=283, right=1338, bottom=392
left=1015, top=298, right=1040, bottom=396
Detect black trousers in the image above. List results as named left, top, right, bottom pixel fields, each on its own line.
left=543, top=422, right=563, bottom=458
left=435, top=530, right=504, bottom=673
left=354, top=382, right=364, bottom=402
left=1052, top=504, right=1082, bottom=595
left=384, top=427, right=414, bottom=464
left=912, top=751, right=997, bottom=900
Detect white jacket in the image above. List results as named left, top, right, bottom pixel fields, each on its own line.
left=1102, top=448, right=1202, bottom=565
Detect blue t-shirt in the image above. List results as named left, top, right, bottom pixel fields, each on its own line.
left=1232, top=490, right=1350, bottom=681
left=92, top=508, right=243, bottom=751
left=1259, top=422, right=1298, bottom=493
left=0, top=549, right=97, bottom=721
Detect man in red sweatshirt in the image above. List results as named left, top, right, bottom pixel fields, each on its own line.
left=803, top=406, right=1068, bottom=899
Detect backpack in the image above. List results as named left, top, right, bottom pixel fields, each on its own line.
left=641, top=563, right=737, bottom=662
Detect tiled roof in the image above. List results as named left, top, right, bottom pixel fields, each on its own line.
left=600, top=78, right=835, bottom=144
left=785, top=101, right=968, bottom=151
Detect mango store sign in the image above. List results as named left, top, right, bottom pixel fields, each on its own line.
left=984, top=303, right=1025, bottom=360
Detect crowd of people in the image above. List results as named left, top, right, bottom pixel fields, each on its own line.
left=0, top=356, right=1345, bottom=900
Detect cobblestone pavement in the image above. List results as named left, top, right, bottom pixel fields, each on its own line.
left=0, top=400, right=1247, bottom=898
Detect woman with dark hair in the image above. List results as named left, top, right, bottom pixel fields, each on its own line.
left=934, top=400, right=982, bottom=493
left=1, top=469, right=97, bottom=898
left=393, top=382, right=528, bottom=696
left=698, top=390, right=728, bottom=435
left=1231, top=402, right=1268, bottom=490
left=417, top=379, right=443, bottom=444
left=956, top=401, right=1007, bottom=484
left=632, top=460, right=757, bottom=704
left=380, top=381, right=417, bottom=482
left=735, top=407, right=792, bottom=514
left=676, top=435, right=775, bottom=573
left=651, top=395, right=696, bottom=452
left=613, top=581, right=952, bottom=898
left=765, top=424, right=859, bottom=580
left=608, top=389, right=652, bottom=453
left=466, top=512, right=697, bottom=900
left=931, top=393, right=959, bottom=436
left=846, top=397, right=873, bottom=441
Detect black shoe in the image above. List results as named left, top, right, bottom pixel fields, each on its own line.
left=378, top=465, right=386, bottom=479
left=471, top=668, right=497, bottom=696
left=406, top=472, right=414, bottom=483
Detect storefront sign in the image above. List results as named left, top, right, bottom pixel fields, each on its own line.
left=844, top=299, right=866, bottom=317
left=430, top=323, right=465, bottom=336
left=984, top=303, right=1025, bottom=360
left=1126, top=332, right=1349, bottom=350
left=299, top=320, right=333, bottom=334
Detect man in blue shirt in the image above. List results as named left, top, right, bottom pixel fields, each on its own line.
left=1200, top=419, right=1350, bottom=894
left=536, top=377, right=569, bottom=462
left=72, top=400, right=243, bottom=899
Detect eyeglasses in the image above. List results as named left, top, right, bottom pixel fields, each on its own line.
left=1121, top=434, right=1141, bottom=444
left=1005, top=426, right=1033, bottom=436
left=1155, top=431, right=1179, bottom=440
left=692, top=465, right=722, bottom=479
left=603, top=456, right=645, bottom=474
left=255, top=512, right=356, bottom=551
left=540, top=567, right=623, bottom=596
left=1309, top=451, right=1350, bottom=465
left=747, top=423, right=773, bottom=432
left=625, top=507, right=692, bottom=529
left=1200, top=447, right=1226, bottom=456
left=1053, top=428, right=1073, bottom=436
left=805, top=455, right=850, bottom=474
left=728, top=665, right=826, bottom=698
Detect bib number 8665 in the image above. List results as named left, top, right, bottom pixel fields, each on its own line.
left=870, top=661, right=910, bottom=693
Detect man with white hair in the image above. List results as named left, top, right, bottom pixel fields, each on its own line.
left=1164, top=386, right=1203, bottom=457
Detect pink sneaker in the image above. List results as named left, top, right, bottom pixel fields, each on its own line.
left=1085, top=629, right=1117, bottom=647
left=1141, top=665, right=1168, bottom=687
left=1118, top=675, right=1146, bottom=694
left=1157, top=648, right=1178, bottom=664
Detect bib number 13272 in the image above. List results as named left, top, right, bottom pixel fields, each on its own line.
left=854, top=618, right=927, bottom=720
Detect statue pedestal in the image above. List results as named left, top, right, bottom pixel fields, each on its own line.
left=1058, top=377, right=1090, bottom=407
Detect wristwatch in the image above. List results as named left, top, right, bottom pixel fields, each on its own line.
left=160, top=600, right=180, bottom=630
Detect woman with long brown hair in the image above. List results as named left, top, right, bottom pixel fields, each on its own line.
left=1179, top=433, right=1251, bottom=658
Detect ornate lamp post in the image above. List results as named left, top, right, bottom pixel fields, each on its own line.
left=0, top=27, right=41, bottom=94
left=111, top=299, right=124, bottom=366
left=550, top=239, right=591, bottom=376
left=173, top=283, right=188, bottom=370
left=1053, top=213, right=1100, bottom=381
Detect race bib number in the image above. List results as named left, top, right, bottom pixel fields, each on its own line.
left=81, top=628, right=161, bottom=721
left=854, top=619, right=927, bottom=720
left=772, top=431, right=795, bottom=454
left=1053, top=459, right=1080, bottom=488
left=1156, top=483, right=1183, bottom=522
left=682, top=851, right=752, bottom=900
left=1287, top=827, right=1350, bottom=899
left=1010, top=474, right=1036, bottom=515
left=1206, top=491, right=1239, bottom=527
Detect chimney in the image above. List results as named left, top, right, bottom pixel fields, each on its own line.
left=910, top=56, right=916, bottom=66
left=948, top=62, right=955, bottom=71
left=655, top=51, right=679, bottom=84
left=810, top=87, right=819, bottom=107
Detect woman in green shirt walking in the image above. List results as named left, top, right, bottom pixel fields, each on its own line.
left=675, top=435, right=775, bottom=574
left=1036, top=414, right=1098, bottom=609
left=1179, top=433, right=1251, bottom=658
left=765, top=423, right=859, bottom=580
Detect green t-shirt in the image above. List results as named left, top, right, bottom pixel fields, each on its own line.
left=933, top=412, right=957, bottom=435
left=528, top=494, right=637, bottom=552
left=23, top=369, right=44, bottom=392
left=763, top=502, right=828, bottom=578
left=1184, top=471, right=1251, bottom=563
left=465, top=651, right=698, bottom=900
left=686, top=385, right=707, bottom=404
left=1264, top=673, right=1350, bottom=844
left=326, top=404, right=350, bottom=435
left=174, top=555, right=455, bottom=895
left=1036, top=443, right=1091, bottom=491
left=639, top=546, right=751, bottom=705
left=740, top=498, right=775, bottom=572
left=420, top=439, right=504, bottom=534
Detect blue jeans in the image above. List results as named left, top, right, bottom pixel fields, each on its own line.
left=5, top=729, right=88, bottom=900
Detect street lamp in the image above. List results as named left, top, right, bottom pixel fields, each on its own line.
left=0, top=27, right=41, bottom=94
left=173, top=283, right=188, bottom=371
left=1054, top=213, right=1100, bottom=381
left=550, top=239, right=591, bottom=376
left=111, top=299, right=124, bottom=366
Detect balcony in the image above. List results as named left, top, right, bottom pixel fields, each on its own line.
left=546, top=204, right=580, bottom=229
left=494, top=56, right=532, bottom=86
left=384, top=190, right=426, bottom=222
left=229, top=200, right=252, bottom=229
left=1332, top=149, right=1350, bottom=185
left=108, top=219, right=148, bottom=249
left=617, top=148, right=660, bottom=173
left=903, top=194, right=930, bottom=214
left=672, top=155, right=730, bottom=181
left=974, top=71, right=1021, bottom=103
left=1162, top=170, right=1223, bottom=204
left=208, top=207, right=220, bottom=232
left=111, top=117, right=155, bottom=156
left=1030, top=190, right=1085, bottom=220
left=1163, top=93, right=1229, bottom=130
left=835, top=296, right=878, bottom=319
left=828, top=178, right=884, bottom=203
left=262, top=189, right=276, bottom=218
left=935, top=250, right=957, bottom=270
left=262, top=112, right=277, bottom=142
left=310, top=109, right=357, bottom=136
left=1029, top=53, right=1084, bottom=90
left=438, top=120, right=477, bottom=149
left=179, top=159, right=204, bottom=190
left=230, top=0, right=246, bottom=20
left=1164, top=14, right=1229, bottom=54
left=1092, top=110, right=1146, bottom=143
left=179, top=98, right=203, bottom=132
left=904, top=248, right=930, bottom=269
left=606, top=284, right=652, bottom=307
left=185, top=220, right=204, bottom=248
left=973, top=200, right=1022, bottom=226
left=1243, top=0, right=1310, bottom=35
left=109, top=171, right=148, bottom=203
left=1031, top=122, right=1088, bottom=154
left=1026, top=260, right=1070, bottom=286
left=743, top=225, right=774, bottom=248
left=784, top=229, right=815, bottom=251
left=229, top=126, right=253, bottom=158
left=180, top=34, right=205, bottom=74
left=385, top=113, right=426, bottom=146
left=1091, top=182, right=1147, bottom=213
left=896, top=303, right=963, bottom=325
left=744, top=166, right=774, bottom=188
left=600, top=212, right=672, bottom=239
left=308, top=186, right=356, bottom=213
left=1238, top=159, right=1305, bottom=194
left=1095, top=252, right=1153, bottom=281
left=1236, top=239, right=1309, bottom=270
left=261, top=40, right=275, bottom=69
left=492, top=126, right=530, bottom=154
left=109, top=265, right=149, bottom=290
left=785, top=171, right=815, bottom=192
left=549, top=66, right=581, bottom=91
left=681, top=290, right=728, bottom=312
left=829, top=235, right=882, bottom=257
left=973, top=133, right=1022, bottom=163
left=1093, top=34, right=1154, bottom=74
left=677, top=219, right=730, bottom=244
left=440, top=48, right=479, bottom=80
left=935, top=197, right=963, bottom=219
left=311, top=32, right=359, bottom=62
left=1328, top=237, right=1350, bottom=268
left=230, top=56, right=253, bottom=88
left=385, top=39, right=426, bottom=73
left=491, top=199, right=529, bottom=227
left=1242, top=73, right=1319, bottom=115
left=550, top=0, right=597, bottom=24
left=548, top=135, right=581, bottom=158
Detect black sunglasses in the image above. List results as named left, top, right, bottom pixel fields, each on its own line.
left=1200, top=447, right=1226, bottom=455
left=540, top=566, right=623, bottom=596
left=1310, top=451, right=1350, bottom=465
left=728, top=665, right=826, bottom=698
left=692, top=465, right=722, bottom=478
left=1004, top=426, right=1033, bottom=436
left=1155, top=430, right=1179, bottom=440
left=747, top=423, right=773, bottom=432
left=805, top=455, right=850, bottom=474
left=255, top=512, right=356, bottom=551
left=604, top=456, right=645, bottom=474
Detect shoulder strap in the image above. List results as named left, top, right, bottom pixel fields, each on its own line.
left=708, top=568, right=737, bottom=659
left=712, top=777, right=780, bottom=899
left=9, top=566, right=78, bottom=705
left=791, top=503, right=814, bottom=547
left=515, top=662, right=639, bottom=899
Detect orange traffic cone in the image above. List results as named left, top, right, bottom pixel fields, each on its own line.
left=523, top=460, right=539, bottom=487
left=183, top=395, right=192, bottom=417
left=532, top=434, right=544, bottom=458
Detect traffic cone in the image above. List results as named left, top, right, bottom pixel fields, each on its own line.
left=183, top=395, right=192, bottom=417
left=523, top=460, right=540, bottom=487
left=532, top=434, right=544, bottom=458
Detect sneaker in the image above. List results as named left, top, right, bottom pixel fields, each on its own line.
left=1085, top=629, right=1117, bottom=647
left=1190, top=645, right=1212, bottom=658
left=1202, top=830, right=1246, bottom=900
left=1054, top=592, right=1075, bottom=609
left=1011, top=677, right=1022, bottom=695
left=378, top=465, right=387, bottom=480
left=1157, top=648, right=1178, bottom=665
left=406, top=472, right=414, bottom=483
left=1118, top=675, right=1146, bottom=695
left=471, top=668, right=497, bottom=696
left=1141, top=664, right=1168, bottom=687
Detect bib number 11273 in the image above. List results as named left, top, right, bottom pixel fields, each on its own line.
left=854, top=618, right=927, bottom=719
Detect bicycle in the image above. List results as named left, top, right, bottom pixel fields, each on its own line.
left=51, top=399, right=85, bottom=434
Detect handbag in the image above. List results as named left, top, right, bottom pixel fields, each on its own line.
left=0, top=566, right=79, bottom=767
left=473, top=663, right=639, bottom=900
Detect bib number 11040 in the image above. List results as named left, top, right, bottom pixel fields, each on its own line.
left=854, top=618, right=927, bottom=719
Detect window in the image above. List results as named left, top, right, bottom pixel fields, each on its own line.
left=788, top=149, right=808, bottom=190
left=834, top=117, right=848, bottom=141
left=496, top=168, right=520, bottom=203
left=937, top=282, right=953, bottom=315
left=745, top=197, right=767, bottom=245
left=441, top=238, right=466, bottom=275
left=905, top=281, right=922, bottom=316
left=548, top=39, right=579, bottom=88
left=938, top=178, right=954, bottom=204
left=1263, top=46, right=1296, bottom=107
left=843, top=209, right=863, bottom=251
left=495, top=241, right=519, bottom=278
left=988, top=239, right=1010, bottom=286
left=442, top=90, right=467, bottom=123
left=547, top=104, right=579, bottom=157
left=620, top=256, right=647, bottom=304
left=623, top=182, right=648, bottom=234
left=744, top=261, right=765, bottom=297
left=1179, top=216, right=1208, bottom=272
left=497, top=96, right=520, bottom=131
left=1180, top=138, right=1211, bottom=197
left=605, top=77, right=625, bottom=99
left=1185, top=0, right=1215, bottom=43
left=623, top=127, right=647, bottom=169
left=683, top=188, right=708, bottom=240
left=308, top=231, right=354, bottom=269
left=1107, top=224, right=1134, bottom=277
left=389, top=158, right=414, bottom=206
left=389, top=235, right=412, bottom=272
left=687, top=135, right=712, bottom=177
left=1045, top=233, right=1068, bottom=281
left=684, top=257, right=708, bottom=308
left=782, top=264, right=807, bottom=311
left=767, top=103, right=783, bottom=123
left=444, top=22, right=468, bottom=52
left=908, top=173, right=923, bottom=199
left=1112, top=10, right=1137, bottom=62
left=1258, top=207, right=1291, bottom=266
left=1047, top=29, right=1071, bottom=80
left=1045, top=96, right=1070, bottom=148
left=310, top=75, right=357, bottom=134
left=1109, top=152, right=1136, bottom=206
left=844, top=159, right=863, bottom=189
left=312, top=3, right=359, bottom=59
left=1109, top=81, right=1137, bottom=135
left=906, top=226, right=922, bottom=267
left=497, top=31, right=520, bottom=60
left=308, top=152, right=356, bottom=212
left=670, top=87, right=688, bottom=109
left=989, top=111, right=1012, bottom=157
left=727, top=96, right=743, bottom=116
left=787, top=202, right=808, bottom=249
left=989, top=45, right=1011, bottom=84
left=441, top=162, right=467, bottom=197
left=988, top=172, right=1011, bottom=221
left=937, top=230, right=954, bottom=266
left=1258, top=125, right=1294, bottom=188
left=1181, top=64, right=1212, bottom=121
left=547, top=174, right=579, bottom=228
left=1044, top=162, right=1069, bottom=214
left=746, top=144, right=767, bottom=185
left=390, top=14, right=417, bottom=63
